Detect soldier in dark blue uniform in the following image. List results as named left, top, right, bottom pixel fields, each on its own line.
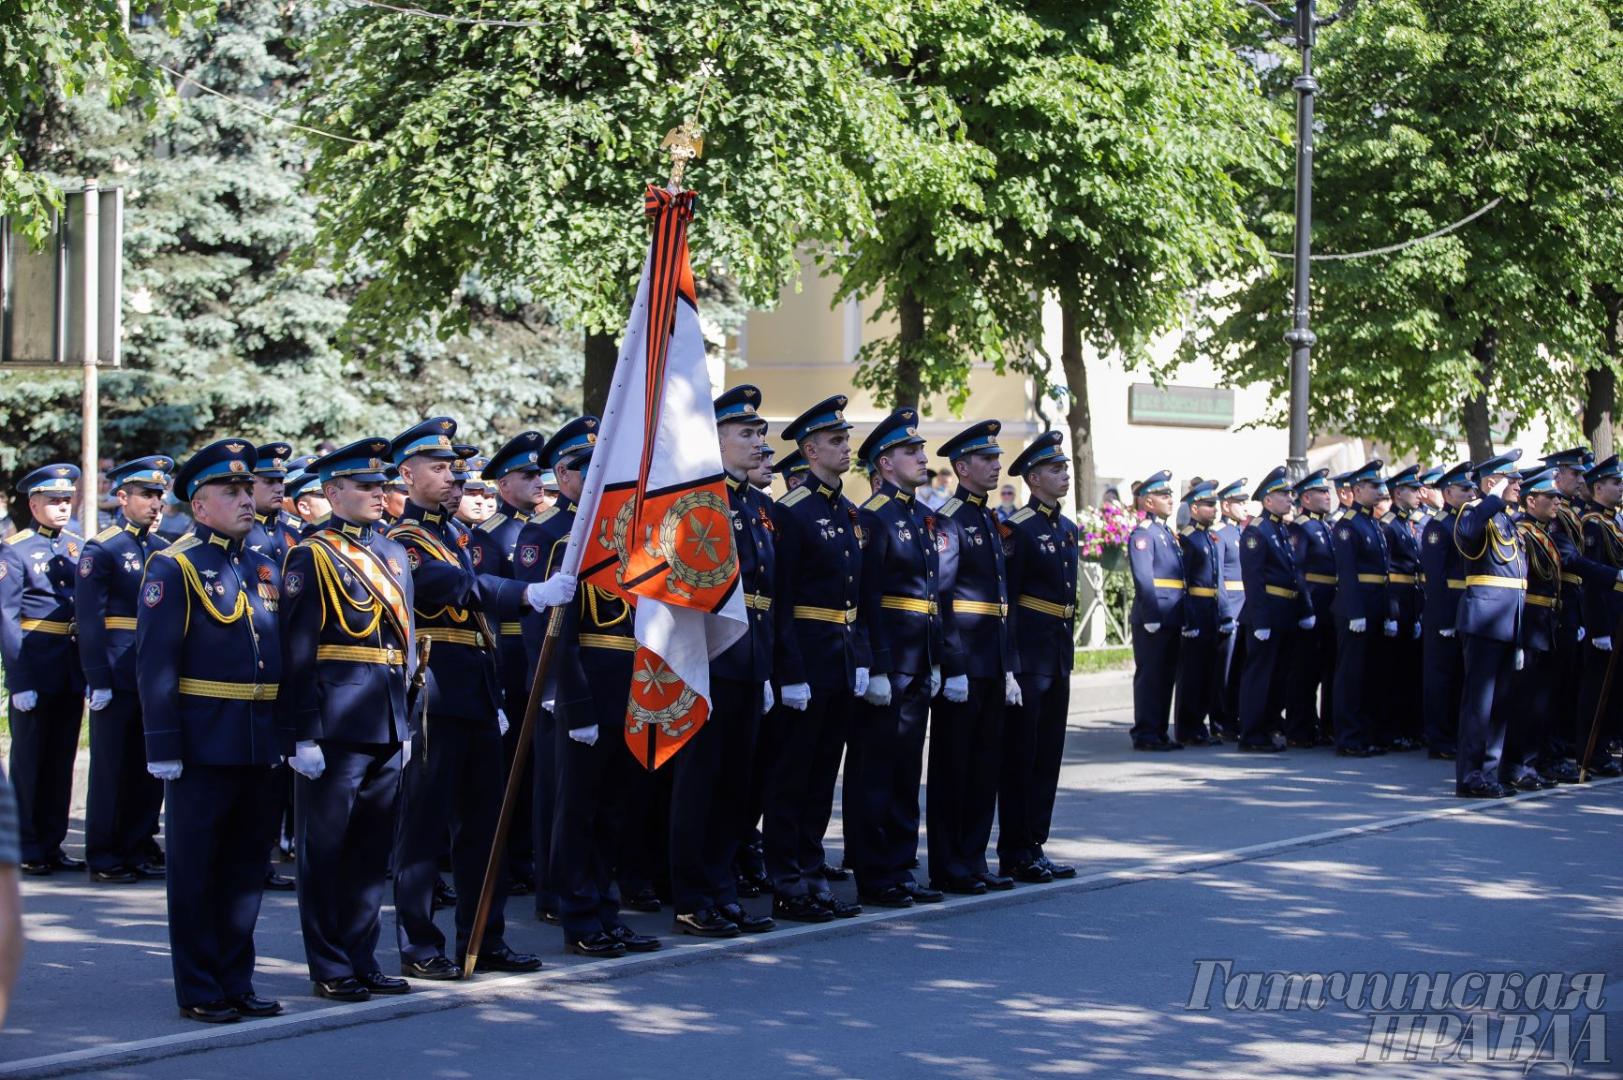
left=765, top=395, right=869, bottom=921
left=998, top=432, right=1079, bottom=883
left=77, top=456, right=173, bottom=884
left=1236, top=467, right=1313, bottom=751
left=1331, top=461, right=1393, bottom=757
left=280, top=438, right=417, bottom=1002
left=381, top=466, right=408, bottom=528
left=246, top=442, right=296, bottom=567
left=2, top=464, right=87, bottom=876
left=1541, top=448, right=1605, bottom=781
left=1286, top=469, right=1337, bottom=747
left=387, top=417, right=550, bottom=978
left=137, top=439, right=286, bottom=1022
left=773, top=449, right=810, bottom=492
left=1453, top=451, right=1526, bottom=797
left=1212, top=479, right=1249, bottom=735
left=288, top=468, right=331, bottom=539
left=1419, top=462, right=1476, bottom=760
left=1127, top=470, right=1185, bottom=750
left=1573, top=454, right=1623, bottom=777
left=1174, top=479, right=1226, bottom=746
left=1380, top=465, right=1427, bottom=750
left=670, top=386, right=778, bottom=936
left=1505, top=466, right=1563, bottom=790
left=928, top=421, right=1017, bottom=895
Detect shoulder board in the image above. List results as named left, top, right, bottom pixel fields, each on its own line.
left=1179, top=525, right=1194, bottom=537
left=3, top=529, right=34, bottom=546
left=1380, top=512, right=1396, bottom=524
left=779, top=486, right=811, bottom=508
left=155, top=534, right=202, bottom=559
left=1583, top=511, right=1606, bottom=523
left=938, top=497, right=963, bottom=518
left=862, top=493, right=890, bottom=512
left=95, top=525, right=121, bottom=543
left=477, top=513, right=507, bottom=534
left=532, top=506, right=559, bottom=527
left=1009, top=507, right=1036, bottom=525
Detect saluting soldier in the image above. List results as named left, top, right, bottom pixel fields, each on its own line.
left=1286, top=469, right=1337, bottom=747
left=1574, top=454, right=1623, bottom=778
left=998, top=432, right=1079, bottom=883
left=1236, top=467, right=1314, bottom=752
left=670, top=386, right=777, bottom=936
left=1505, top=466, right=1563, bottom=790
left=77, top=456, right=173, bottom=883
left=765, top=395, right=869, bottom=922
left=1452, top=452, right=1525, bottom=798
left=280, top=438, right=416, bottom=1003
left=136, top=440, right=286, bottom=1023
left=1127, top=470, right=1185, bottom=751
left=929, top=421, right=1017, bottom=895
left=1212, top=479, right=1249, bottom=736
left=1541, top=448, right=1604, bottom=780
left=1173, top=479, right=1226, bottom=746
left=1418, top=462, right=1476, bottom=761
left=1379, top=465, right=1426, bottom=751
left=387, top=418, right=550, bottom=979
left=1330, top=461, right=1393, bottom=757
left=2, top=464, right=87, bottom=877
left=1330, top=475, right=1356, bottom=524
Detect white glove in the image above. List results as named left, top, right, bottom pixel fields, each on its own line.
left=930, top=666, right=942, bottom=698
left=289, top=740, right=326, bottom=780
left=1440, top=627, right=1456, bottom=639
left=1348, top=618, right=1367, bottom=634
left=1578, top=625, right=1587, bottom=642
left=944, top=674, right=969, bottom=703
left=497, top=709, right=510, bottom=736
left=541, top=698, right=556, bottom=713
left=762, top=682, right=774, bottom=713
left=1383, top=619, right=1398, bottom=637
left=1514, top=648, right=1525, bottom=672
left=1143, top=623, right=1161, bottom=634
left=1596, top=636, right=1613, bottom=652
left=1004, top=672, right=1023, bottom=706
left=1411, top=621, right=1422, bottom=639
left=863, top=673, right=892, bottom=706
left=88, top=688, right=113, bottom=711
left=11, top=690, right=36, bottom=712
left=525, top=573, right=578, bottom=610
left=853, top=667, right=870, bottom=698
left=147, top=760, right=183, bottom=781
left=1298, top=616, right=1316, bottom=631
left=1218, top=620, right=1237, bottom=635
left=781, top=683, right=811, bottom=711
left=400, top=737, right=413, bottom=767
left=568, top=724, right=599, bottom=746
left=1615, top=569, right=1623, bottom=583
left=1182, top=627, right=1201, bottom=638
left=1253, top=628, right=1271, bottom=642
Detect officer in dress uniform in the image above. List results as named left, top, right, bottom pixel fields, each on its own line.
left=1542, top=447, right=1603, bottom=780
left=928, top=421, right=1018, bottom=895
left=1330, top=476, right=1356, bottom=525
left=847, top=408, right=944, bottom=909
left=77, top=456, right=173, bottom=883
left=1419, top=462, right=1476, bottom=761
left=1127, top=470, right=1185, bottom=750
left=1573, top=454, right=1623, bottom=777
left=280, top=438, right=417, bottom=1002
left=2, top=464, right=87, bottom=876
left=470, top=432, right=546, bottom=898
left=1212, top=479, right=1248, bottom=736
left=997, top=432, right=1079, bottom=884
left=1236, top=467, right=1314, bottom=752
left=774, top=450, right=810, bottom=493
left=765, top=395, right=869, bottom=922
left=1452, top=451, right=1526, bottom=798
left=670, top=386, right=778, bottom=936
left=1505, top=466, right=1563, bottom=790
left=1380, top=465, right=1427, bottom=751
left=289, top=469, right=332, bottom=539
left=1173, top=479, right=1227, bottom=746
left=1286, top=469, right=1337, bottom=747
left=387, top=418, right=550, bottom=978
left=1417, top=466, right=1445, bottom=527
left=136, top=439, right=286, bottom=1022
left=1331, top=461, right=1393, bottom=757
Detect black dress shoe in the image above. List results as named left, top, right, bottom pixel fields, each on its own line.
left=264, top=870, right=296, bottom=891
left=933, top=876, right=987, bottom=896
left=1315, top=734, right=1337, bottom=747
left=180, top=1000, right=241, bottom=1023
left=903, top=882, right=944, bottom=904
left=227, top=992, right=283, bottom=1017
left=1336, top=746, right=1373, bottom=758
left=1456, top=781, right=1511, bottom=799
left=819, top=862, right=851, bottom=882
left=860, top=885, right=914, bottom=908
left=717, top=902, right=775, bottom=933
left=506, top=877, right=534, bottom=897
left=1182, top=733, right=1217, bottom=747
left=50, top=853, right=86, bottom=871
left=734, top=876, right=762, bottom=898
left=1132, top=740, right=1175, bottom=752
left=606, top=925, right=662, bottom=952
left=314, top=976, right=371, bottom=1002
left=1285, top=739, right=1317, bottom=749
left=821, top=896, right=862, bottom=918
left=1546, top=761, right=1583, bottom=783
left=432, top=878, right=458, bottom=911
left=624, top=887, right=662, bottom=913
left=676, top=908, right=742, bottom=937
left=1583, top=758, right=1623, bottom=778
left=977, top=872, right=1015, bottom=891
left=1506, top=772, right=1543, bottom=792
left=538, top=910, right=562, bottom=925
left=359, top=971, right=411, bottom=994
left=1237, top=740, right=1285, bottom=753
left=1037, top=855, right=1077, bottom=880
left=1006, top=861, right=1052, bottom=884
left=568, top=931, right=627, bottom=958
left=1164, top=739, right=1185, bottom=750
left=1428, top=749, right=1457, bottom=760
left=19, top=860, right=51, bottom=876
left=142, top=842, right=166, bottom=867
left=772, top=895, right=834, bottom=923
left=91, top=867, right=138, bottom=884
left=401, top=955, right=463, bottom=981
left=481, top=946, right=544, bottom=971
left=131, top=861, right=166, bottom=879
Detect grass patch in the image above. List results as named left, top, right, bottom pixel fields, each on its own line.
left=1073, top=645, right=1132, bottom=674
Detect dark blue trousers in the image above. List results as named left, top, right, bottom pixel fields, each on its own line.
left=1238, top=627, right=1292, bottom=747
left=1458, top=634, right=1515, bottom=787
left=501, top=654, right=534, bottom=885
left=670, top=677, right=759, bottom=913
left=1333, top=625, right=1374, bottom=751
left=163, top=765, right=277, bottom=1007
left=1286, top=620, right=1336, bottom=744
left=997, top=671, right=1068, bottom=869
left=926, top=675, right=1003, bottom=882
left=848, top=672, right=930, bottom=894
left=1129, top=624, right=1178, bottom=744
left=762, top=687, right=849, bottom=899
left=1422, top=628, right=1463, bottom=755
left=551, top=718, right=637, bottom=940
left=296, top=741, right=401, bottom=981
left=1505, top=646, right=1554, bottom=779
left=530, top=706, right=558, bottom=919
left=10, top=689, right=82, bottom=863
left=1174, top=626, right=1221, bottom=742
left=86, top=691, right=162, bottom=872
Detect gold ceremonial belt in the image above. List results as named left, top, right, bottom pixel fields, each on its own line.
left=1448, top=579, right=1467, bottom=589
left=1562, top=573, right=1580, bottom=586
left=20, top=618, right=73, bottom=635
left=499, top=622, right=523, bottom=636
left=1387, top=573, right=1418, bottom=585
left=579, top=633, right=637, bottom=652
left=1187, top=587, right=1218, bottom=598
left=1152, top=578, right=1184, bottom=589
left=317, top=644, right=404, bottom=666
left=1356, top=573, right=1387, bottom=584
left=793, top=605, right=857, bottom=625
left=952, top=599, right=1008, bottom=616
left=1018, top=595, right=1074, bottom=619
left=178, top=678, right=278, bottom=702
left=1304, top=573, right=1337, bottom=585
left=1224, top=581, right=1245, bottom=591
left=103, top=616, right=138, bottom=631
left=881, top=595, right=937, bottom=616
left=1466, top=575, right=1525, bottom=590
left=418, top=627, right=488, bottom=648
left=1265, top=585, right=1298, bottom=599
left=744, top=593, right=773, bottom=612
left=1525, top=594, right=1557, bottom=608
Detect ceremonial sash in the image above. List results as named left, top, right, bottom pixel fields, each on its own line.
left=304, top=532, right=413, bottom=654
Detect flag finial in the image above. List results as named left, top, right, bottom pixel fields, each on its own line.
left=661, top=119, right=703, bottom=191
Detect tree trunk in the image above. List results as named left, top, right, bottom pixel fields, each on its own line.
left=1588, top=286, right=1622, bottom=458
left=582, top=330, right=618, bottom=417
left=893, top=289, right=925, bottom=409
left=1462, top=327, right=1497, bottom=461
left=1059, top=300, right=1097, bottom=508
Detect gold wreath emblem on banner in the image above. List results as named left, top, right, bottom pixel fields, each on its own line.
left=596, top=499, right=638, bottom=586
left=627, top=655, right=700, bottom=738
left=642, top=490, right=736, bottom=601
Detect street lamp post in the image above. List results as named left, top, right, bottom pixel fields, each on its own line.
left=1283, top=0, right=1318, bottom=481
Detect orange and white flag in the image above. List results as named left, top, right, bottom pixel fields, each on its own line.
left=561, top=185, right=747, bottom=769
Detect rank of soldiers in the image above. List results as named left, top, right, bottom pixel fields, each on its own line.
left=5, top=402, right=1619, bottom=1025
